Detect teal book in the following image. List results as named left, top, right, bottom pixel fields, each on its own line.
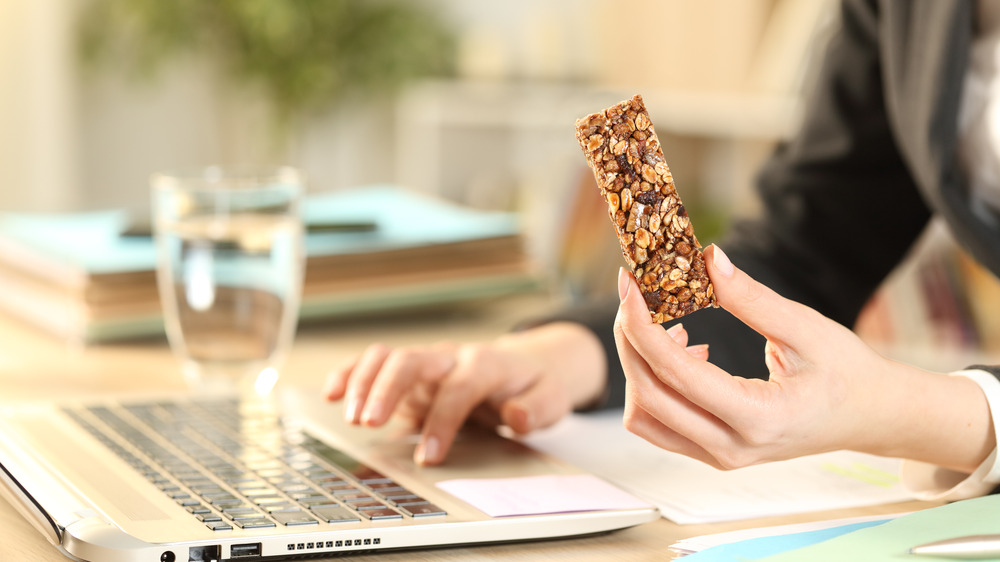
left=0, top=185, right=536, bottom=342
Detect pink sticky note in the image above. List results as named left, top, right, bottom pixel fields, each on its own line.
left=436, top=474, right=653, bottom=518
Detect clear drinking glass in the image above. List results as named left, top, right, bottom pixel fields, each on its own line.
left=151, top=166, right=306, bottom=397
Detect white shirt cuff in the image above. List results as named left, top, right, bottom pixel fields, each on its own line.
left=900, top=369, right=1000, bottom=501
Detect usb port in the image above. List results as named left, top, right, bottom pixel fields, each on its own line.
left=230, top=543, right=261, bottom=558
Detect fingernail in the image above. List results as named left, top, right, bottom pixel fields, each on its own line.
left=345, top=399, right=358, bottom=423
left=665, top=323, right=686, bottom=344
left=416, top=435, right=439, bottom=465
left=618, top=267, right=631, bottom=300
left=712, top=244, right=735, bottom=278
left=507, top=404, right=533, bottom=432
left=686, top=344, right=710, bottom=361
left=361, top=401, right=383, bottom=426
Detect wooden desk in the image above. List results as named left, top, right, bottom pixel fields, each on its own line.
left=0, top=292, right=941, bottom=561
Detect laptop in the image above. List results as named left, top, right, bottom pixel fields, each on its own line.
left=0, top=387, right=659, bottom=561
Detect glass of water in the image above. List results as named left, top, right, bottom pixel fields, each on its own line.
left=151, top=166, right=306, bottom=397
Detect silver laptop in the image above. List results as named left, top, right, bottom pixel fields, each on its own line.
left=0, top=387, right=658, bottom=561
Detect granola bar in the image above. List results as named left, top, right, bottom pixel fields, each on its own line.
left=575, top=94, right=717, bottom=322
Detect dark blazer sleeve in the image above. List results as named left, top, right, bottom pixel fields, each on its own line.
left=538, top=0, right=943, bottom=409
left=722, top=0, right=933, bottom=324
left=663, top=0, right=941, bottom=385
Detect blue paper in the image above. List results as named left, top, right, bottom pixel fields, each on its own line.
left=681, top=519, right=892, bottom=561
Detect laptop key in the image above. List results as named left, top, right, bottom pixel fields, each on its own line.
left=383, top=494, right=420, bottom=506
left=272, top=510, right=319, bottom=526
left=234, top=518, right=276, bottom=529
left=205, top=521, right=233, bottom=531
left=297, top=498, right=339, bottom=508
left=229, top=512, right=270, bottom=521
left=346, top=500, right=388, bottom=511
left=252, top=495, right=288, bottom=505
left=399, top=503, right=447, bottom=517
left=209, top=499, right=246, bottom=509
left=189, top=484, right=225, bottom=495
left=358, top=473, right=392, bottom=485
left=240, top=487, right=277, bottom=497
left=330, top=487, right=363, bottom=496
left=311, top=506, right=361, bottom=524
left=322, top=482, right=358, bottom=492
left=305, top=472, right=341, bottom=483
left=222, top=507, right=257, bottom=516
left=367, top=481, right=406, bottom=491
left=359, top=508, right=403, bottom=521
left=279, top=483, right=312, bottom=493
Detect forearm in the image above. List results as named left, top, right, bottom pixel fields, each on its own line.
left=856, top=361, right=995, bottom=475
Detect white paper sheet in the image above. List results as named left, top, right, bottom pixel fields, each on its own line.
left=521, top=410, right=915, bottom=524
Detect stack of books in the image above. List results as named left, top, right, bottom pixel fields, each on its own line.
left=0, top=185, right=538, bottom=343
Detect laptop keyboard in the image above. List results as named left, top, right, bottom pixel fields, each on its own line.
left=63, top=399, right=446, bottom=531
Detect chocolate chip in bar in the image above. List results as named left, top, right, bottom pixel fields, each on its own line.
left=575, top=94, right=718, bottom=322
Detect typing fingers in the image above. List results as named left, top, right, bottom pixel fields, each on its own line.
left=396, top=381, right=438, bottom=427
left=358, top=346, right=456, bottom=427
left=498, top=370, right=573, bottom=434
left=340, top=344, right=392, bottom=424
left=415, top=345, right=522, bottom=465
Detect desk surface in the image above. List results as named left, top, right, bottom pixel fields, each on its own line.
left=0, top=292, right=941, bottom=561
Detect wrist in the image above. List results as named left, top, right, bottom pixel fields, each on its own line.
left=897, top=369, right=1000, bottom=501
left=497, top=322, right=608, bottom=411
left=858, top=361, right=995, bottom=474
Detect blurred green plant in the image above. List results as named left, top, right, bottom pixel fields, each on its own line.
left=77, top=0, right=456, bottom=137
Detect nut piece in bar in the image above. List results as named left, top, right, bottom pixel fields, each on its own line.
left=575, top=94, right=718, bottom=322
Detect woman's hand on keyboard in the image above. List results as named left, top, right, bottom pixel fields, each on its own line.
left=323, top=322, right=608, bottom=465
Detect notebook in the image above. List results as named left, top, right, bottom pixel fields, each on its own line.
left=0, top=387, right=658, bottom=561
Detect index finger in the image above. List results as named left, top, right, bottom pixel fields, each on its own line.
left=616, top=269, right=758, bottom=425
left=323, top=356, right=358, bottom=400
left=704, top=244, right=824, bottom=348
left=360, top=347, right=455, bottom=427
left=415, top=345, right=511, bottom=465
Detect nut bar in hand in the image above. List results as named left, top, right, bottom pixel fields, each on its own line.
left=575, top=94, right=718, bottom=322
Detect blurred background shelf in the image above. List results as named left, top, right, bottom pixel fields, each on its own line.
left=5, top=0, right=999, bottom=364
left=1, top=0, right=832, bottom=214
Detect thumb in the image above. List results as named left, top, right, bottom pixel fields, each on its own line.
left=705, top=244, right=821, bottom=345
